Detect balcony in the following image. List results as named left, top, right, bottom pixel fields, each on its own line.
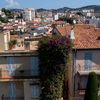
left=77, top=64, right=100, bottom=75
left=78, top=89, right=86, bottom=95
left=3, top=97, right=24, bottom=100
left=0, top=69, right=39, bottom=79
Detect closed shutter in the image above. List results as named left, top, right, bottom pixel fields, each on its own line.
left=7, top=57, right=15, bottom=76
left=31, top=85, right=40, bottom=99
left=84, top=52, right=92, bottom=70
left=8, top=83, right=16, bottom=100
left=30, top=57, right=39, bottom=75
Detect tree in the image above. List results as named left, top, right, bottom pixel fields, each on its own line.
left=38, top=36, right=72, bottom=100
left=1, top=8, right=14, bottom=19
left=58, top=17, right=74, bottom=25
left=0, top=16, right=8, bottom=23
left=8, top=40, right=17, bottom=49
left=76, top=12, right=83, bottom=16
left=84, top=72, right=98, bottom=100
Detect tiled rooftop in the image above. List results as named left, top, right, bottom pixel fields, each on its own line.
left=56, top=24, right=100, bottom=49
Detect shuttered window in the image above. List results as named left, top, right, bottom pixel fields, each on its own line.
left=30, top=57, right=39, bottom=76
left=8, top=83, right=16, bottom=100
left=6, top=57, right=16, bottom=76
left=31, top=85, right=40, bottom=99
left=84, top=52, right=92, bottom=70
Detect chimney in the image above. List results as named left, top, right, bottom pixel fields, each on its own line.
left=70, top=26, right=75, bottom=40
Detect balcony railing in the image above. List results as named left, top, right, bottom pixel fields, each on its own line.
left=78, top=89, right=86, bottom=95
left=3, top=97, right=24, bottom=100
left=0, top=69, right=39, bottom=78
left=77, top=64, right=100, bottom=75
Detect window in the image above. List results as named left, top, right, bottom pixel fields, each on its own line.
left=31, top=85, right=40, bottom=99
left=8, top=83, right=16, bottom=100
left=79, top=77, right=88, bottom=89
left=6, top=57, right=16, bottom=76
left=84, top=52, right=92, bottom=70
left=30, top=57, right=39, bottom=76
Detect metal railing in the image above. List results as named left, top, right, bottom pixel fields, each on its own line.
left=0, top=69, right=39, bottom=77
left=77, top=64, right=100, bottom=71
left=78, top=89, right=86, bottom=95
left=3, top=97, right=24, bottom=100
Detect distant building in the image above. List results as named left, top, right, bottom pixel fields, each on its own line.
left=0, top=30, right=10, bottom=51
left=82, top=9, right=94, bottom=13
left=82, top=9, right=94, bottom=17
left=23, top=8, right=35, bottom=21
left=54, top=14, right=59, bottom=20
left=89, top=16, right=100, bottom=28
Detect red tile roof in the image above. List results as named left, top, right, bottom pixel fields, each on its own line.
left=56, top=24, right=100, bottom=49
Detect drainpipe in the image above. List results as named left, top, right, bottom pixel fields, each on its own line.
left=73, top=49, right=77, bottom=99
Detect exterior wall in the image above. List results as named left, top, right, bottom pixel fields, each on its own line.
left=0, top=52, right=40, bottom=100
left=0, top=30, right=10, bottom=51
left=24, top=80, right=41, bottom=100
left=0, top=81, right=24, bottom=100
left=4, top=30, right=10, bottom=50
left=0, top=34, right=5, bottom=51
left=76, top=50, right=100, bottom=71
left=73, top=50, right=100, bottom=100
left=0, top=56, right=39, bottom=78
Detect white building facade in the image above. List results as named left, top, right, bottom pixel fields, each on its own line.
left=23, top=8, right=35, bottom=21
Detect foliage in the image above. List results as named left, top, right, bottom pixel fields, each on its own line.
left=8, top=40, right=17, bottom=49
left=16, top=13, right=23, bottom=19
left=0, top=16, right=8, bottom=23
left=38, top=36, right=72, bottom=100
left=76, top=12, right=84, bottom=16
left=84, top=72, right=98, bottom=100
left=58, top=17, right=74, bottom=25
left=2, top=8, right=14, bottom=19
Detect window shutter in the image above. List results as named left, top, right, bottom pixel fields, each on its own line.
left=30, top=57, right=39, bottom=75
left=8, top=83, right=16, bottom=100
left=84, top=52, right=92, bottom=70
left=31, top=85, right=40, bottom=98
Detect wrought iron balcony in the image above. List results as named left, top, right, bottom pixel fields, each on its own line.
left=3, top=97, right=24, bottom=100
left=77, top=64, right=100, bottom=75
left=0, top=69, right=39, bottom=78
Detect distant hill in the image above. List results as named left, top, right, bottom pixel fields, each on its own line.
left=37, top=5, right=100, bottom=13
left=8, top=9, right=24, bottom=13
left=77, top=5, right=100, bottom=13
left=8, top=5, right=100, bottom=13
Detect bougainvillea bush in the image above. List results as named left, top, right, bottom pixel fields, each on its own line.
left=38, top=36, right=72, bottom=100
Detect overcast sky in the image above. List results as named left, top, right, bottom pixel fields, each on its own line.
left=0, top=0, right=100, bottom=9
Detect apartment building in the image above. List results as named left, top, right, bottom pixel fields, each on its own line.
left=23, top=8, right=35, bottom=21
left=52, top=24, right=100, bottom=100
left=0, top=51, right=40, bottom=100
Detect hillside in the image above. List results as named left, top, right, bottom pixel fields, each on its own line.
left=37, top=5, right=100, bottom=13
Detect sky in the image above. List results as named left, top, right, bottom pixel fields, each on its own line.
left=0, top=0, right=100, bottom=9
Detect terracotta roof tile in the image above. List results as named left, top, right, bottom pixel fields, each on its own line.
left=56, top=24, right=100, bottom=49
